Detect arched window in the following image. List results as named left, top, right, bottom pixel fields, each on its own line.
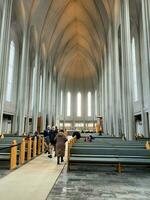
left=39, top=74, right=42, bottom=112
left=60, top=90, right=63, bottom=115
left=95, top=90, right=97, bottom=115
left=6, top=41, right=15, bottom=102
left=67, top=91, right=71, bottom=116
left=132, top=37, right=138, bottom=101
left=87, top=91, right=91, bottom=117
left=77, top=92, right=81, bottom=117
left=31, top=66, right=36, bottom=110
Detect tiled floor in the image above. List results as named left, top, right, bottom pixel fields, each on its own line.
left=47, top=166, right=150, bottom=200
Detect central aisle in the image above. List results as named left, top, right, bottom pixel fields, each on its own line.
left=0, top=154, right=65, bottom=200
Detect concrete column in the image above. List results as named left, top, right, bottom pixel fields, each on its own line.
left=17, top=28, right=30, bottom=135
left=98, top=63, right=102, bottom=116
left=121, top=0, right=134, bottom=140
left=54, top=75, right=58, bottom=125
left=140, top=0, right=150, bottom=137
left=48, top=67, right=53, bottom=126
left=44, top=62, right=49, bottom=128
left=108, top=27, right=115, bottom=136
left=83, top=91, right=86, bottom=130
left=55, top=76, right=60, bottom=126
left=24, top=60, right=32, bottom=134
left=101, top=59, right=104, bottom=119
left=41, top=58, right=47, bottom=130
left=0, top=0, right=13, bottom=133
left=51, top=77, right=56, bottom=126
left=32, top=47, right=40, bottom=132
left=111, top=21, right=122, bottom=137
left=104, top=47, right=109, bottom=134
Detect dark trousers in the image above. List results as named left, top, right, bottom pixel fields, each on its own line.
left=57, top=156, right=64, bottom=164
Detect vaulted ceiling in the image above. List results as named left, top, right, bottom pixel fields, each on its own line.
left=13, top=0, right=113, bottom=90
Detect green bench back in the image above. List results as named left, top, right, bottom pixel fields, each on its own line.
left=70, top=147, right=150, bottom=156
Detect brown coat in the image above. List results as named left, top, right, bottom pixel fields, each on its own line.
left=55, top=132, right=67, bottom=157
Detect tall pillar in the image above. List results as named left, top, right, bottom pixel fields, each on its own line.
left=0, top=0, right=13, bottom=133
left=108, top=27, right=116, bottom=136
left=121, top=0, right=134, bottom=140
left=32, top=47, right=40, bottom=132
left=41, top=58, right=47, bottom=130
left=111, top=21, right=122, bottom=137
left=56, top=79, right=60, bottom=127
left=48, top=68, right=52, bottom=126
left=140, top=0, right=150, bottom=137
left=104, top=47, right=109, bottom=134
left=17, top=28, right=30, bottom=134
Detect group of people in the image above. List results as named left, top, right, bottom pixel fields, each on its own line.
left=43, top=126, right=67, bottom=165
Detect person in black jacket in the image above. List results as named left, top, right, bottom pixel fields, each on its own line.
left=72, top=131, right=81, bottom=139
left=44, top=126, right=51, bottom=156
left=53, top=126, right=58, bottom=156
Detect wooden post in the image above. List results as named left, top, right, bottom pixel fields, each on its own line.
left=19, top=138, right=25, bottom=165
left=27, top=137, right=32, bottom=161
left=41, top=136, right=44, bottom=153
left=33, top=137, right=37, bottom=157
left=118, top=163, right=122, bottom=173
left=38, top=136, right=41, bottom=155
left=145, top=141, right=150, bottom=149
left=10, top=140, right=17, bottom=170
left=67, top=141, right=71, bottom=171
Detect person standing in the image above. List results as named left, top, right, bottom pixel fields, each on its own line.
left=53, top=126, right=58, bottom=156
left=55, top=130, right=67, bottom=164
left=48, top=127, right=56, bottom=158
left=72, top=131, right=81, bottom=139
left=44, top=126, right=51, bottom=156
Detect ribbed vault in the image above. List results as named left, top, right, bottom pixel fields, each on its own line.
left=15, top=0, right=112, bottom=90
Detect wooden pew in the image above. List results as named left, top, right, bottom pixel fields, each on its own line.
left=37, top=135, right=44, bottom=155
left=0, top=140, right=17, bottom=170
left=67, top=136, right=77, bottom=171
left=0, top=137, right=25, bottom=167
left=32, top=137, right=37, bottom=157
left=68, top=138, right=150, bottom=172
left=0, top=134, right=44, bottom=169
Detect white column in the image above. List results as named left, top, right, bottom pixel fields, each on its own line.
left=112, top=21, right=122, bottom=137
left=0, top=0, right=13, bottom=133
left=41, top=58, right=47, bottom=130
left=140, top=0, right=150, bottom=137
left=17, top=28, right=30, bottom=134
left=32, top=46, right=40, bottom=132
left=48, top=68, right=52, bottom=126
left=121, top=0, right=134, bottom=140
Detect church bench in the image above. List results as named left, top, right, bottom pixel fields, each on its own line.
left=68, top=147, right=150, bottom=172
left=37, top=135, right=44, bottom=155
left=69, top=156, right=150, bottom=172
left=73, top=144, right=145, bottom=149
left=1, top=136, right=42, bottom=160
left=81, top=136, right=122, bottom=140
left=76, top=139, right=145, bottom=144
left=0, top=140, right=18, bottom=169
left=0, top=137, right=26, bottom=166
left=3, top=135, right=44, bottom=154
left=70, top=147, right=150, bottom=156
left=0, top=135, right=44, bottom=170
left=70, top=154, right=150, bottom=159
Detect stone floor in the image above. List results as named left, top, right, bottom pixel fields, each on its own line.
left=47, top=166, right=150, bottom=200
left=0, top=154, right=65, bottom=200
left=1, top=157, right=150, bottom=200
left=0, top=169, right=10, bottom=179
